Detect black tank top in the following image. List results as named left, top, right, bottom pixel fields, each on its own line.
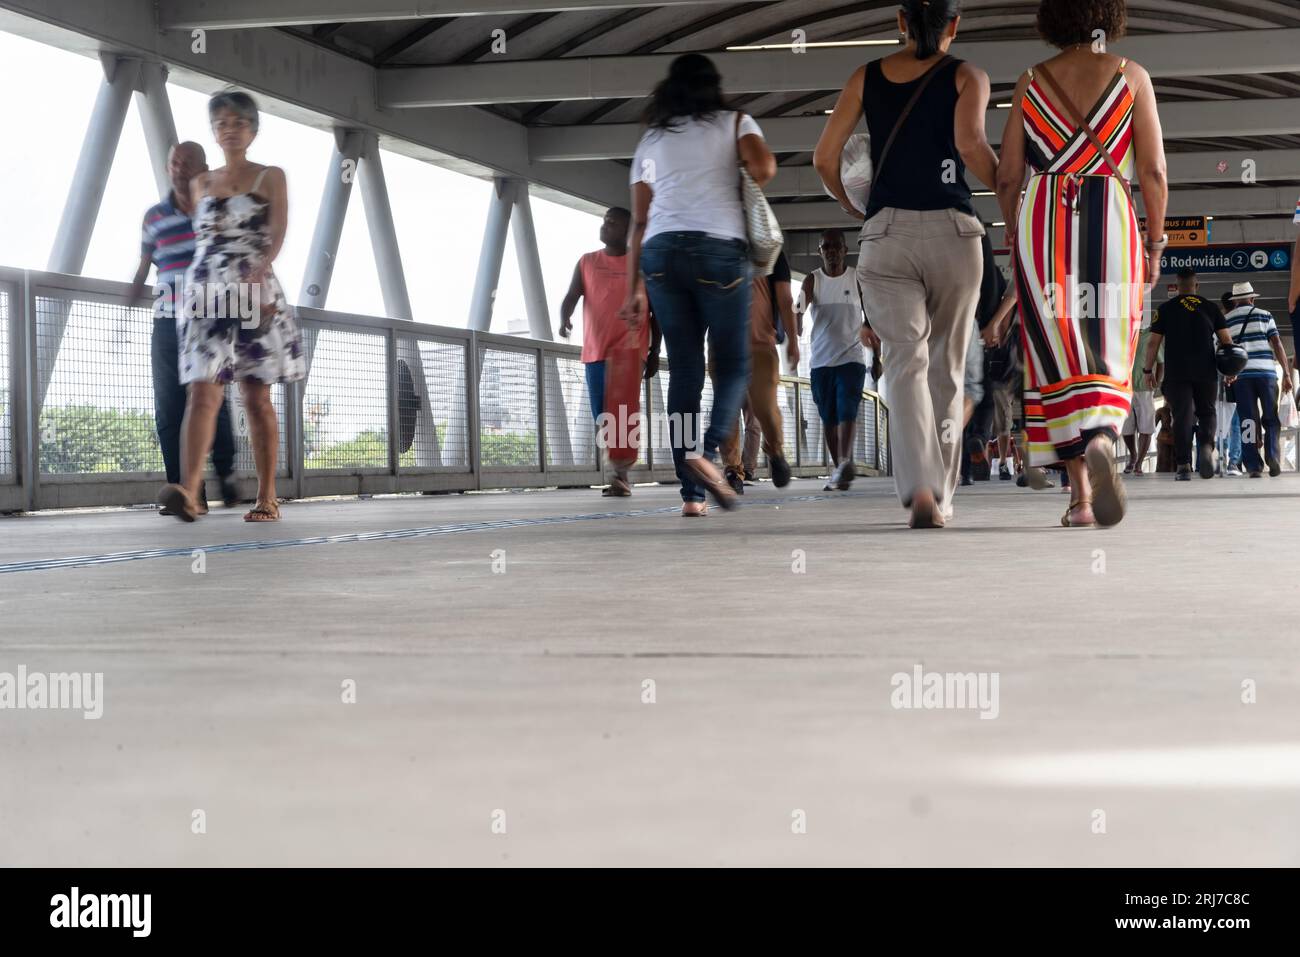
left=861, top=57, right=974, bottom=223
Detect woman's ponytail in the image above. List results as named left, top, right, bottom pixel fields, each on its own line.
left=901, top=0, right=962, bottom=60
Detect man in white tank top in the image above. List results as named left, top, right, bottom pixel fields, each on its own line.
left=797, top=230, right=880, bottom=490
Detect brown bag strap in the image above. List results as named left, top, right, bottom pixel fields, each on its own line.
left=865, top=54, right=954, bottom=209
left=1033, top=61, right=1134, bottom=205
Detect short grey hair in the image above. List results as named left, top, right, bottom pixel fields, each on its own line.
left=208, top=89, right=259, bottom=133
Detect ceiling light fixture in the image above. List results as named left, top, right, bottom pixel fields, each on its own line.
left=727, top=39, right=900, bottom=51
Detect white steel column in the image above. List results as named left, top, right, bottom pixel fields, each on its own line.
left=300, top=129, right=364, bottom=310
left=357, top=134, right=439, bottom=467
left=467, top=177, right=515, bottom=332
left=135, top=61, right=178, bottom=201
left=40, top=55, right=141, bottom=412
left=48, top=55, right=140, bottom=274
left=512, top=184, right=574, bottom=467
left=358, top=135, right=412, bottom=321
left=510, top=184, right=552, bottom=342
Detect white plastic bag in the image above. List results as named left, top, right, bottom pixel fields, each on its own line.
left=823, top=132, right=872, bottom=214
left=1281, top=389, right=1299, bottom=429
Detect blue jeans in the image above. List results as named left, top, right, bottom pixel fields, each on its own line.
left=152, top=317, right=234, bottom=484
left=1228, top=409, right=1242, bottom=467
left=641, top=232, right=752, bottom=502
left=1233, top=375, right=1280, bottom=472
left=584, top=360, right=606, bottom=423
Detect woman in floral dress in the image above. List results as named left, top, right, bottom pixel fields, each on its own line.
left=159, top=90, right=305, bottom=523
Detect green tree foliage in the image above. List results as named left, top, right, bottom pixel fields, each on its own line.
left=479, top=430, right=538, bottom=467
left=305, top=428, right=414, bottom=469
left=39, top=404, right=163, bottom=474
left=30, top=407, right=482, bottom=474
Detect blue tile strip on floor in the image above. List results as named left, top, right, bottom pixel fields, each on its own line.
left=0, top=493, right=865, bottom=575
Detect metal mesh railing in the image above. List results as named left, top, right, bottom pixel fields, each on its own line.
left=478, top=345, right=540, bottom=470
left=544, top=353, right=596, bottom=470
left=878, top=403, right=891, bottom=473
left=400, top=335, right=470, bottom=471
left=0, top=285, right=12, bottom=482
left=649, top=370, right=672, bottom=470
left=35, top=293, right=163, bottom=476
left=857, top=394, right=877, bottom=468
left=796, top=381, right=827, bottom=470
left=0, top=267, right=887, bottom=510
left=230, top=383, right=289, bottom=476
left=303, top=327, right=388, bottom=471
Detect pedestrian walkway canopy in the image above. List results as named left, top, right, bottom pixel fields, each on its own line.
left=4, top=1, right=1299, bottom=262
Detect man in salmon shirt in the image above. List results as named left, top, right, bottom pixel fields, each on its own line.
left=559, top=207, right=661, bottom=496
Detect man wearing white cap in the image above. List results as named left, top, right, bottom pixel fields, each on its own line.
left=1224, top=281, right=1293, bottom=478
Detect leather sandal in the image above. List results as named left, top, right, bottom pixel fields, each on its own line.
left=1061, top=497, right=1095, bottom=528
left=157, top=484, right=199, bottom=523
left=243, top=501, right=281, bottom=523
left=1085, top=439, right=1127, bottom=527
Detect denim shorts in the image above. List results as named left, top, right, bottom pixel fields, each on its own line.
left=810, top=362, right=867, bottom=425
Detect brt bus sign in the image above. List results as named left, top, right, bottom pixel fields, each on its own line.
left=1140, top=215, right=1207, bottom=246
left=1159, top=244, right=1291, bottom=276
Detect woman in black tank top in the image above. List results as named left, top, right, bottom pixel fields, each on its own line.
left=813, top=0, right=1000, bottom=529
left=860, top=57, right=973, bottom=224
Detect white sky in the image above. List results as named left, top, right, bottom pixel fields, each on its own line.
left=0, top=29, right=602, bottom=341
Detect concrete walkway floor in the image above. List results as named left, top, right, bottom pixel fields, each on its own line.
left=1, top=472, right=1298, bottom=866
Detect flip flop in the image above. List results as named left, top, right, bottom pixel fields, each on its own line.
left=243, top=501, right=281, bottom=523
left=602, top=476, right=632, bottom=497
left=1085, top=441, right=1127, bottom=527
left=684, top=458, right=737, bottom=511
left=157, top=484, right=198, bottom=523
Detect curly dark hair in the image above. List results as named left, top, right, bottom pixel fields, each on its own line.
left=1036, top=0, right=1127, bottom=49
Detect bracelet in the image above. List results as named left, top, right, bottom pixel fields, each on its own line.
left=1143, top=368, right=1153, bottom=374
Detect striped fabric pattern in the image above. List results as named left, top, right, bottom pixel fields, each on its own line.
left=1014, top=65, right=1145, bottom=466
left=141, top=197, right=196, bottom=319
left=1224, top=305, right=1280, bottom=379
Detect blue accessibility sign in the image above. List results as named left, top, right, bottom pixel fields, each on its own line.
left=1160, top=245, right=1292, bottom=276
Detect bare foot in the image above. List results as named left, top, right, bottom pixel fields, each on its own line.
left=908, top=489, right=945, bottom=529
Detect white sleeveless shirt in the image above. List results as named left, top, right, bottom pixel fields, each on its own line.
left=805, top=268, right=866, bottom=369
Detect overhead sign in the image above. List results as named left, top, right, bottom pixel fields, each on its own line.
left=1159, top=244, right=1292, bottom=276
left=1141, top=215, right=1208, bottom=247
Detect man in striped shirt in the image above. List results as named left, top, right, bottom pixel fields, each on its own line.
left=129, top=142, right=236, bottom=509
left=1224, top=281, right=1293, bottom=478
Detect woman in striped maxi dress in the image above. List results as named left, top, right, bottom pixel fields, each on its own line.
left=994, top=0, right=1168, bottom=527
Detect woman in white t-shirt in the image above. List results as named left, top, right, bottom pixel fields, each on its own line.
left=620, top=53, right=777, bottom=516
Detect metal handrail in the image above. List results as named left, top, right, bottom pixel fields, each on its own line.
left=0, top=266, right=890, bottom=512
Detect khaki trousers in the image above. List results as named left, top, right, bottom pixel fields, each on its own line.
left=856, top=207, right=984, bottom=514
left=721, top=344, right=785, bottom=471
